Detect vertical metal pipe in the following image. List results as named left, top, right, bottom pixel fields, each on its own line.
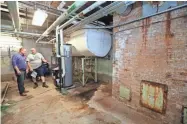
left=82, top=58, right=85, bottom=86
left=63, top=44, right=73, bottom=87
left=94, top=58, right=98, bottom=83
left=56, top=26, right=62, bottom=90
left=60, top=29, right=65, bottom=78
left=55, top=26, right=60, bottom=57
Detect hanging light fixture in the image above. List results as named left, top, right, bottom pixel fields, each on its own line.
left=32, top=9, right=48, bottom=26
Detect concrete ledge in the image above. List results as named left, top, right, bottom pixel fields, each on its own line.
left=97, top=73, right=112, bottom=83
left=1, top=74, right=15, bottom=82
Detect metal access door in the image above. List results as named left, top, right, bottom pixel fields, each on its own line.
left=182, top=106, right=187, bottom=124
left=140, top=80, right=168, bottom=114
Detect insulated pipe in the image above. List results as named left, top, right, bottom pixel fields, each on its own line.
left=38, top=42, right=54, bottom=44
left=19, top=1, right=64, bottom=14
left=35, top=1, right=87, bottom=43
left=0, top=25, right=14, bottom=30
left=55, top=26, right=62, bottom=90
left=60, top=29, right=66, bottom=78
left=49, top=38, right=56, bottom=43
left=58, top=1, right=106, bottom=30
left=80, top=3, right=187, bottom=29
left=55, top=26, right=60, bottom=57
left=47, top=1, right=106, bottom=43
left=64, top=1, right=135, bottom=34
left=81, top=1, right=106, bottom=15
left=18, top=2, right=61, bottom=16
left=6, top=1, right=20, bottom=32
left=64, top=1, right=125, bottom=35
left=1, top=31, right=51, bottom=37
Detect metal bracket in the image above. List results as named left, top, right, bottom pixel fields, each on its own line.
left=73, top=57, right=97, bottom=86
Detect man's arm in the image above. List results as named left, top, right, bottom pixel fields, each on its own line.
left=40, top=53, right=47, bottom=63
left=12, top=55, right=21, bottom=74
left=26, top=55, right=33, bottom=71
left=27, top=62, right=33, bottom=71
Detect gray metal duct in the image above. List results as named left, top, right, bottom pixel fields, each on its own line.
left=6, top=1, right=20, bottom=32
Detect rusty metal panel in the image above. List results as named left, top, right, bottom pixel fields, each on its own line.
left=140, top=80, right=168, bottom=114
left=182, top=106, right=187, bottom=124
left=119, top=85, right=131, bottom=101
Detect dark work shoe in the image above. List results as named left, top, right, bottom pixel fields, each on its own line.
left=42, top=82, right=49, bottom=88
left=20, top=93, right=27, bottom=96
left=33, top=83, right=38, bottom=89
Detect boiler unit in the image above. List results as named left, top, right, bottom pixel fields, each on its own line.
left=52, top=27, right=112, bottom=92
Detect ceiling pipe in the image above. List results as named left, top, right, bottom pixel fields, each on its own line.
left=63, top=1, right=123, bottom=35
left=1, top=31, right=53, bottom=37
left=58, top=1, right=106, bottom=30
left=64, top=1, right=135, bottom=35
left=49, top=38, right=56, bottom=43
left=44, top=1, right=106, bottom=44
left=0, top=7, right=33, bottom=19
left=82, top=3, right=187, bottom=29
left=35, top=1, right=87, bottom=43
left=1, top=3, right=60, bottom=17
left=19, top=1, right=64, bottom=14
left=6, top=1, right=20, bottom=32
left=38, top=42, right=54, bottom=44
left=0, top=25, right=14, bottom=30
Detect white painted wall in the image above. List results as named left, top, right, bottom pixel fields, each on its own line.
left=0, top=35, right=53, bottom=81
left=0, top=35, right=22, bottom=75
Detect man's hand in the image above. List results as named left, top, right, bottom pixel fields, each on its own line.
left=17, top=70, right=21, bottom=75
left=26, top=69, right=29, bottom=74
left=30, top=68, right=33, bottom=72
left=43, top=59, right=47, bottom=63
left=14, top=66, right=21, bottom=75
left=41, top=57, right=47, bottom=63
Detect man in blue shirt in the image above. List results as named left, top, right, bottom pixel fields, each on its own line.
left=12, top=48, right=29, bottom=96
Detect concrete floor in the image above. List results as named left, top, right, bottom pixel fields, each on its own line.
left=1, top=78, right=159, bottom=124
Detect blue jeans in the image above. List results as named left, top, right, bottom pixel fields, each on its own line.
left=16, top=71, right=25, bottom=94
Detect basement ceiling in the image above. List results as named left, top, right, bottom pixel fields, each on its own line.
left=1, top=1, right=115, bottom=39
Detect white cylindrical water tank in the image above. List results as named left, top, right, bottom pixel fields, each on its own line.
left=67, top=28, right=112, bottom=57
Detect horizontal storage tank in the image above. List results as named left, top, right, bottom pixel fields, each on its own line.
left=67, top=28, right=112, bottom=57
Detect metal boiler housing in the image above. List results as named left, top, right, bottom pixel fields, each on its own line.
left=63, top=44, right=73, bottom=87
left=67, top=27, right=112, bottom=57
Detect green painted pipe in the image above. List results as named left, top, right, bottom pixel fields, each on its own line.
left=68, top=1, right=87, bottom=14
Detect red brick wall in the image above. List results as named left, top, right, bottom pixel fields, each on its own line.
left=112, top=2, right=187, bottom=124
